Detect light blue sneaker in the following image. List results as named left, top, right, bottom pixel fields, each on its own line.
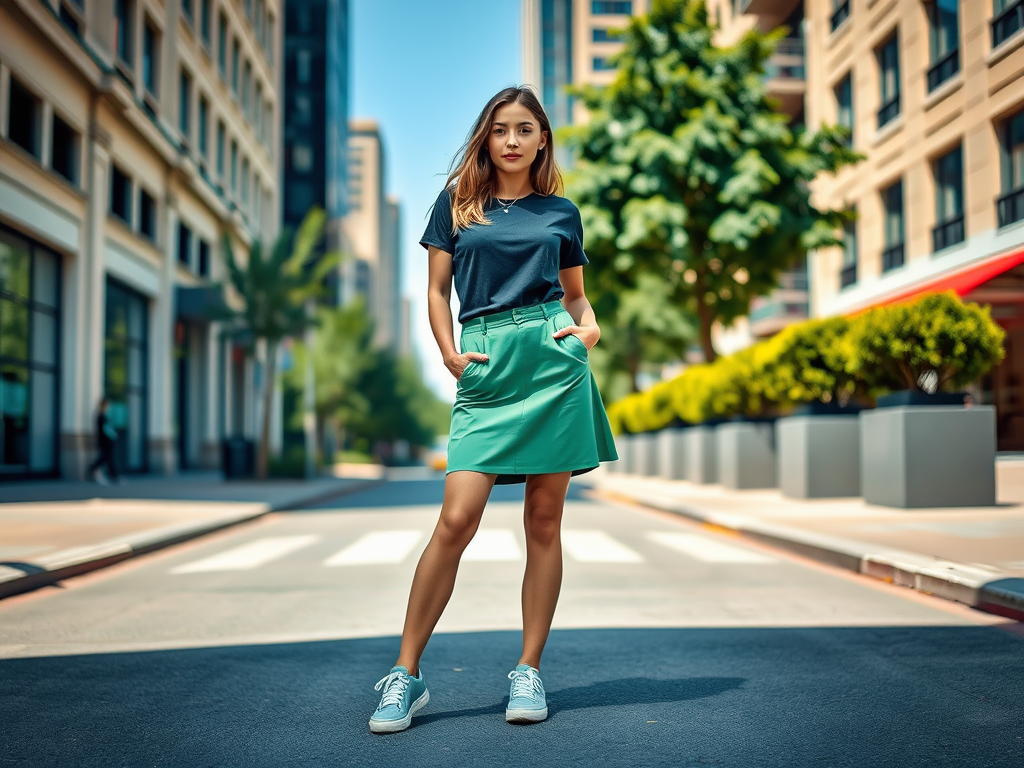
left=506, top=663, right=548, bottom=723
left=368, top=665, right=429, bottom=733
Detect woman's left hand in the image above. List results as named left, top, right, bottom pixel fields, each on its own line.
left=553, top=323, right=600, bottom=351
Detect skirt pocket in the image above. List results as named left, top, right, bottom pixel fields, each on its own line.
left=553, top=311, right=589, bottom=364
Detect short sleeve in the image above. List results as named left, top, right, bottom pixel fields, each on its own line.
left=419, top=187, right=456, bottom=254
left=559, top=205, right=590, bottom=270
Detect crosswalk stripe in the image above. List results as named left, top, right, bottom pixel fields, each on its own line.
left=171, top=535, right=321, bottom=574
left=646, top=532, right=778, bottom=564
left=463, top=529, right=522, bottom=561
left=562, top=530, right=644, bottom=563
left=323, top=531, right=424, bottom=566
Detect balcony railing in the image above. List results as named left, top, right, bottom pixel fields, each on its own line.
left=927, top=49, right=959, bottom=93
left=877, top=96, right=900, bottom=129
left=831, top=0, right=850, bottom=33
left=840, top=263, right=857, bottom=288
left=932, top=215, right=965, bottom=252
left=881, top=243, right=904, bottom=272
left=997, top=186, right=1024, bottom=228
left=765, top=38, right=806, bottom=80
left=992, top=0, right=1024, bottom=50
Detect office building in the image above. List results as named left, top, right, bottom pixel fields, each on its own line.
left=0, top=0, right=282, bottom=479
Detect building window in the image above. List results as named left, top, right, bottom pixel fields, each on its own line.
left=218, top=12, right=228, bottom=77
left=181, top=0, right=193, bottom=25
left=255, top=82, right=263, bottom=137
left=292, top=143, right=313, bottom=172
left=255, top=0, right=265, bottom=44
left=114, top=0, right=134, bottom=69
left=993, top=0, right=1024, bottom=50
left=138, top=189, right=156, bottom=240
left=230, top=140, right=238, bottom=195
left=177, top=222, right=192, bottom=267
left=266, top=13, right=275, bottom=64
left=835, top=72, right=853, bottom=147
left=840, top=215, right=857, bottom=288
left=241, top=157, right=250, bottom=208
left=0, top=229, right=62, bottom=477
left=592, top=28, right=623, bottom=42
left=242, top=61, right=252, bottom=118
left=104, top=279, right=148, bottom=473
left=198, top=95, right=209, bottom=160
left=59, top=2, right=83, bottom=37
left=882, top=180, right=904, bottom=272
left=51, top=113, right=80, bottom=186
left=143, top=19, right=159, bottom=98
left=591, top=1, right=631, bottom=13
left=296, top=50, right=311, bottom=84
left=179, top=68, right=192, bottom=141
left=8, top=79, right=42, bottom=159
left=831, top=0, right=850, bottom=32
left=110, top=165, right=132, bottom=224
left=198, top=239, right=210, bottom=277
left=216, top=121, right=226, bottom=180
left=294, top=93, right=311, bottom=125
left=264, top=102, right=273, bottom=148
left=876, top=33, right=900, bottom=129
left=593, top=57, right=616, bottom=71
left=933, top=144, right=965, bottom=251
left=231, top=37, right=240, bottom=95
left=927, top=0, right=959, bottom=92
left=998, top=110, right=1024, bottom=227
left=199, top=0, right=210, bottom=43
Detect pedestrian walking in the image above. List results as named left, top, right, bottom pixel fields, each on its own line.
left=368, top=86, right=618, bottom=733
left=87, top=397, right=120, bottom=485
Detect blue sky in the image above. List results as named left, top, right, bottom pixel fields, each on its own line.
left=351, top=0, right=522, bottom=402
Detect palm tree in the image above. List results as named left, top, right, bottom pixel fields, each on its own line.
left=216, top=207, right=340, bottom=478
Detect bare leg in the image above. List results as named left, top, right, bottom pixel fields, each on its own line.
left=519, top=471, right=571, bottom=670
left=395, top=470, right=497, bottom=675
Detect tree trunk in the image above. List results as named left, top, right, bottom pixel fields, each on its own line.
left=256, top=340, right=277, bottom=479
left=693, top=269, right=718, bottom=363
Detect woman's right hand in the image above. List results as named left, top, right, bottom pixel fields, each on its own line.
left=447, top=352, right=489, bottom=380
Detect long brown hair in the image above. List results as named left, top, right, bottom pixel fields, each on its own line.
left=438, top=85, right=563, bottom=234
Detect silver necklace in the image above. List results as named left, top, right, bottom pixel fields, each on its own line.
left=495, top=194, right=524, bottom=213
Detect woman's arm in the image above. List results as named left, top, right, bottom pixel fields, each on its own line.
left=426, top=245, right=488, bottom=379
left=556, top=266, right=601, bottom=351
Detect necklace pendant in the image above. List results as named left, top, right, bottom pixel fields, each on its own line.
left=502, top=207, right=509, bottom=213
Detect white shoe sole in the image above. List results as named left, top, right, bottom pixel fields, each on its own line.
left=368, top=689, right=429, bottom=733
left=505, top=706, right=548, bottom=723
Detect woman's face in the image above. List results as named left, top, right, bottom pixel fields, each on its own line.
left=487, top=101, right=547, bottom=177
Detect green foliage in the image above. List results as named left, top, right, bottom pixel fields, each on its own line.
left=562, top=0, right=863, bottom=362
left=845, top=291, right=1006, bottom=393
left=759, top=317, right=860, bottom=406
left=268, top=446, right=311, bottom=479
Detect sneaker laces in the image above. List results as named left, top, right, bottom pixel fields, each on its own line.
left=374, top=670, right=410, bottom=710
left=508, top=668, right=543, bottom=700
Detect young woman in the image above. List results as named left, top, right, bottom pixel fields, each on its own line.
left=368, top=86, right=618, bottom=734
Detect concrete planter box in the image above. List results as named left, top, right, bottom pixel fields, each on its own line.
left=616, top=434, right=635, bottom=474
left=717, top=421, right=777, bottom=490
left=684, top=426, right=717, bottom=484
left=633, top=433, right=660, bottom=476
left=860, top=405, right=996, bottom=508
left=777, top=415, right=860, bottom=499
left=657, top=428, right=687, bottom=480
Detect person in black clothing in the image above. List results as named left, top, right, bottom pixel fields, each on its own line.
left=87, top=397, right=120, bottom=485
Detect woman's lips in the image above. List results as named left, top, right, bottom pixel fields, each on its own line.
left=503, top=154, right=522, bottom=160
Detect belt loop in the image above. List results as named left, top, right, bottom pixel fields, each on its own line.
left=480, top=314, right=487, bottom=336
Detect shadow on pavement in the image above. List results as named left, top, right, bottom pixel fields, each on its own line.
left=2, top=626, right=1022, bottom=767
left=301, top=477, right=593, bottom=510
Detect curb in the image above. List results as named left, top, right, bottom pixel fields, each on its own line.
left=0, top=477, right=384, bottom=600
left=584, top=481, right=1024, bottom=622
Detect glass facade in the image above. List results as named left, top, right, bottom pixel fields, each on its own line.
left=0, top=227, right=61, bottom=478
left=104, top=279, right=149, bottom=473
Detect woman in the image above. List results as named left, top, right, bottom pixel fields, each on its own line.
left=368, top=86, right=618, bottom=734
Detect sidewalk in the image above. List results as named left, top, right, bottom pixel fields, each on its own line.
left=0, top=470, right=385, bottom=599
left=576, top=459, right=1024, bottom=621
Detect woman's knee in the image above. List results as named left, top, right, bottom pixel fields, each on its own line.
left=434, top=508, right=481, bottom=550
left=525, top=502, right=562, bottom=546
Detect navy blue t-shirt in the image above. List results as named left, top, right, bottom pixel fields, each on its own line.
left=418, top=187, right=589, bottom=324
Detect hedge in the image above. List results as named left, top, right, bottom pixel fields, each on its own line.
left=606, top=291, right=1006, bottom=435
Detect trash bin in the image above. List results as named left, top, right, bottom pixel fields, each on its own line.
left=221, top=436, right=255, bottom=479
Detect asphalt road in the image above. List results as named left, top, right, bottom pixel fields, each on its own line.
left=2, top=470, right=1022, bottom=767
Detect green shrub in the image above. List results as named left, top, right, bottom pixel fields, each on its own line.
left=760, top=316, right=859, bottom=406
left=845, top=291, right=1005, bottom=393
left=268, top=446, right=309, bottom=479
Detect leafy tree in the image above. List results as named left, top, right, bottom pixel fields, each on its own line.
left=562, top=0, right=862, bottom=362
left=215, top=207, right=339, bottom=478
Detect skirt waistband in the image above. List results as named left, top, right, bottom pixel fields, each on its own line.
left=461, top=300, right=564, bottom=334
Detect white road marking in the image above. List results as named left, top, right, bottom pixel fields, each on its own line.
left=171, top=535, right=321, bottom=574
left=562, top=530, right=644, bottom=563
left=646, top=532, right=778, bottom=564
left=463, top=529, right=522, bottom=561
left=323, top=531, right=425, bottom=566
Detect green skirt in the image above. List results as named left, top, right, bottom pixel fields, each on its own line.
left=447, top=299, right=619, bottom=485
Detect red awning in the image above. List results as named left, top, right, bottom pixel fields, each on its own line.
left=870, top=247, right=1024, bottom=308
